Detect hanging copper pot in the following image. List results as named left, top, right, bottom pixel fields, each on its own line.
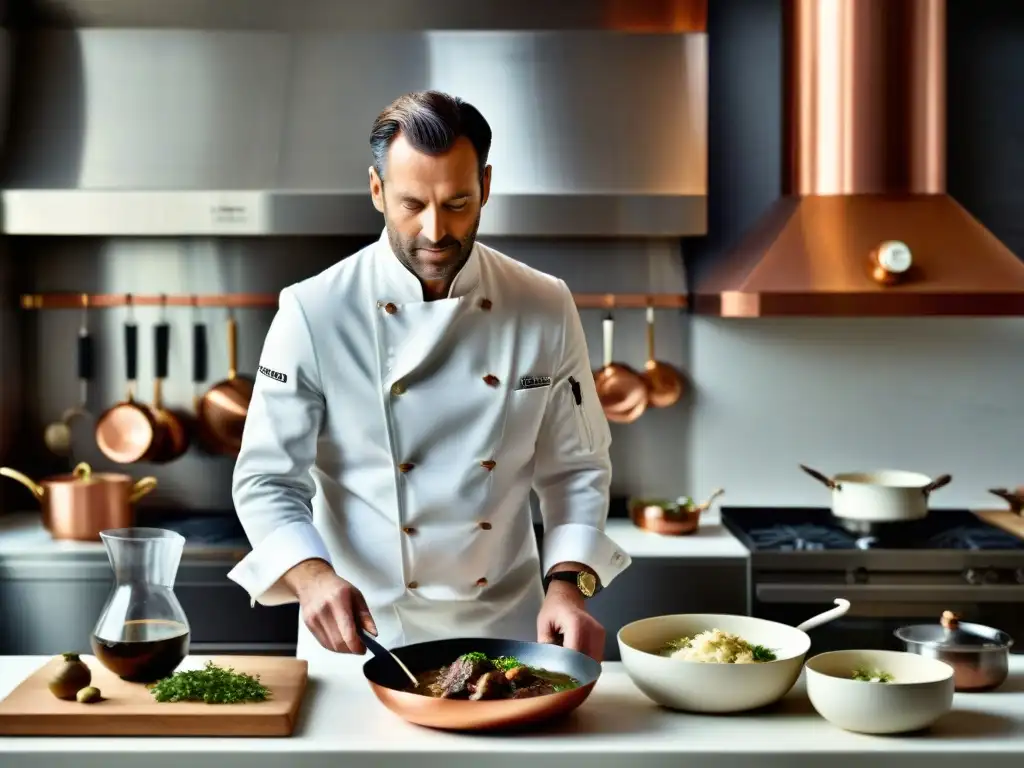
left=593, top=314, right=647, bottom=424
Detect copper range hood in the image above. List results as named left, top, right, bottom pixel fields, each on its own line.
left=695, top=0, right=1024, bottom=317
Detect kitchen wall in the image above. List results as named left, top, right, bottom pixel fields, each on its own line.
left=684, top=0, right=1024, bottom=510
left=3, top=0, right=1024, bottom=518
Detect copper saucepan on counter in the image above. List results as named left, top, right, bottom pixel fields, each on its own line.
left=0, top=462, right=157, bottom=541
left=629, top=489, right=725, bottom=536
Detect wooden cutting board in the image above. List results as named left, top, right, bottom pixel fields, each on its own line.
left=0, top=655, right=308, bottom=737
left=975, top=509, right=1024, bottom=541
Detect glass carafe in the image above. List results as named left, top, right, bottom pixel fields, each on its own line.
left=91, top=527, right=191, bottom=683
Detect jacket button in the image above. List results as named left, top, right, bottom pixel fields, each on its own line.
left=479, top=298, right=492, bottom=311
left=391, top=381, right=406, bottom=396
left=398, top=462, right=415, bottom=473
left=476, top=577, right=488, bottom=587
left=478, top=521, right=492, bottom=531
left=384, top=302, right=398, bottom=314
left=407, top=581, right=419, bottom=589
left=480, top=460, right=496, bottom=471
left=482, top=374, right=500, bottom=387
left=402, top=526, right=417, bottom=535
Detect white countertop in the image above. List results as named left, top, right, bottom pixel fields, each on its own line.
left=1, top=654, right=1022, bottom=768
left=0, top=511, right=750, bottom=561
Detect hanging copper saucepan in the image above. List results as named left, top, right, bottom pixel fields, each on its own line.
left=0, top=462, right=157, bottom=541
left=362, top=636, right=601, bottom=731
left=640, top=305, right=686, bottom=408
left=148, top=311, right=190, bottom=463
left=593, top=314, right=648, bottom=424
left=95, top=301, right=160, bottom=464
left=196, top=310, right=254, bottom=455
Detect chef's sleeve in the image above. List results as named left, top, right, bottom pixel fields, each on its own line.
left=226, top=287, right=333, bottom=607
left=532, top=281, right=632, bottom=589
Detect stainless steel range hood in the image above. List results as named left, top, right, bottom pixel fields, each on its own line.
left=694, top=0, right=1024, bottom=317
left=0, top=1, right=709, bottom=237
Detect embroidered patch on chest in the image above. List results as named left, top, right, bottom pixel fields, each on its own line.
left=258, top=365, right=288, bottom=384
left=517, top=375, right=552, bottom=390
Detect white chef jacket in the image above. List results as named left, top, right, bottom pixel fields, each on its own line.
left=227, top=230, right=631, bottom=662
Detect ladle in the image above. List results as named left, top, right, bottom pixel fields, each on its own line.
left=594, top=314, right=648, bottom=424
left=358, top=627, right=418, bottom=687
left=640, top=306, right=686, bottom=408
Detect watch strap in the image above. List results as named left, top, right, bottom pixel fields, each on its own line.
left=544, top=570, right=601, bottom=598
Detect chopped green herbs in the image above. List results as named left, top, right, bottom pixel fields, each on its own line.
left=851, top=667, right=894, bottom=683
left=148, top=661, right=271, bottom=704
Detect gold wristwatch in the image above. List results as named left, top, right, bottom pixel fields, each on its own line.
left=544, top=570, right=601, bottom=598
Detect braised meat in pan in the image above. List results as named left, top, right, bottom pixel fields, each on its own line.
left=410, top=652, right=580, bottom=700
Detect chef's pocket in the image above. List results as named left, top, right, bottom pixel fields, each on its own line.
left=502, top=386, right=551, bottom=459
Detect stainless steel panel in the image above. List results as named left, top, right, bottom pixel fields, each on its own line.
left=2, top=191, right=706, bottom=237
left=2, top=29, right=707, bottom=236
left=22, top=0, right=707, bottom=32
left=756, top=583, right=1024, bottom=604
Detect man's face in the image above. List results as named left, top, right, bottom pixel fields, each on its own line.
left=369, top=134, right=491, bottom=296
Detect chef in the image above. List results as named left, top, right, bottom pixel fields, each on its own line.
left=227, top=90, right=632, bottom=664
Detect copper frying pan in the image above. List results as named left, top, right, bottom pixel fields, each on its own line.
left=594, top=314, right=648, bottom=423
left=95, top=308, right=159, bottom=464
left=641, top=306, right=686, bottom=407
left=149, top=317, right=190, bottom=463
left=196, top=311, right=254, bottom=455
left=362, top=637, right=601, bottom=731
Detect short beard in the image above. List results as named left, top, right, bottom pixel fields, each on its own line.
left=383, top=202, right=480, bottom=292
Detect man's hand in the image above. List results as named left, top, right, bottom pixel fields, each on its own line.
left=283, top=558, right=377, bottom=654
left=537, top=579, right=606, bottom=661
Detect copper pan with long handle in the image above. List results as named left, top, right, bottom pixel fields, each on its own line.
left=149, top=315, right=190, bottom=463
left=594, top=314, right=647, bottom=424
left=95, top=306, right=159, bottom=464
left=641, top=306, right=686, bottom=408
left=196, top=311, right=253, bottom=456
left=362, top=636, right=601, bottom=732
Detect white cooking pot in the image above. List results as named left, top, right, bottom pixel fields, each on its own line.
left=799, top=465, right=952, bottom=522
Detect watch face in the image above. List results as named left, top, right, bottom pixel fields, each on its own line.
left=577, top=571, right=597, bottom=597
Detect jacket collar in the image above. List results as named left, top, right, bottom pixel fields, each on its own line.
left=374, top=228, right=482, bottom=304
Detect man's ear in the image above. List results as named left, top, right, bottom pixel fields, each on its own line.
left=369, top=167, right=384, bottom=214
left=481, top=164, right=492, bottom=207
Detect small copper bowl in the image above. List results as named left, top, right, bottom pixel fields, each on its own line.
left=628, top=489, right=724, bottom=536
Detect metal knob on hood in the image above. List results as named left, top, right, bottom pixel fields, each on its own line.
left=869, top=240, right=912, bottom=285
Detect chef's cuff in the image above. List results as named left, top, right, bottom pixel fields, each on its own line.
left=542, top=523, right=632, bottom=589
left=226, top=519, right=333, bottom=607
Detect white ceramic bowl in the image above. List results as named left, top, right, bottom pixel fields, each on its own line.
left=617, top=613, right=812, bottom=713
left=806, top=650, right=955, bottom=734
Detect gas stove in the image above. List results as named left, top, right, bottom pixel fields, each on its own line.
left=720, top=506, right=1024, bottom=654
left=723, top=507, right=1024, bottom=553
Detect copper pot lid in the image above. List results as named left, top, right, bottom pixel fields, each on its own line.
left=894, top=611, right=1014, bottom=652
left=47, top=462, right=134, bottom=486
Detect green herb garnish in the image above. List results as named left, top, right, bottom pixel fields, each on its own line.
left=750, top=644, right=777, bottom=662
left=491, top=655, right=522, bottom=672
left=458, top=652, right=488, bottom=664
left=852, top=667, right=894, bottom=683
left=148, top=661, right=271, bottom=704
left=660, top=637, right=692, bottom=655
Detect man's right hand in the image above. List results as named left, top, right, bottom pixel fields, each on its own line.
left=283, top=558, right=377, bottom=654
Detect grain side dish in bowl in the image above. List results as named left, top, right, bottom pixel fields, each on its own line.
left=805, top=649, right=955, bottom=734
left=617, top=613, right=812, bottom=713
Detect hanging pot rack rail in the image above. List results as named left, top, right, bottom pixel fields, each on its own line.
left=19, top=292, right=688, bottom=311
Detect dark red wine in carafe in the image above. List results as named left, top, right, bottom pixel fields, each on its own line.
left=91, top=619, right=190, bottom=683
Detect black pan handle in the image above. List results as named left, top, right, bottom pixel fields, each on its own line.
left=154, top=322, right=171, bottom=380
left=192, top=321, right=208, bottom=384
left=125, top=322, right=138, bottom=383
left=77, top=328, right=94, bottom=382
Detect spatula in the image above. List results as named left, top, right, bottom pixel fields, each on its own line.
left=358, top=627, right=418, bottom=687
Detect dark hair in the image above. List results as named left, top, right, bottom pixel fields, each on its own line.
left=369, top=90, right=492, bottom=182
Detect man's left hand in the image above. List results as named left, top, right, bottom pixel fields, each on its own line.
left=537, top=580, right=605, bottom=661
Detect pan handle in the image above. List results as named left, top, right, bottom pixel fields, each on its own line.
left=226, top=313, right=239, bottom=381
left=922, top=474, right=952, bottom=495
left=799, top=464, right=839, bottom=491
left=124, top=319, right=139, bottom=401
left=602, top=314, right=614, bottom=368
left=794, top=598, right=851, bottom=632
